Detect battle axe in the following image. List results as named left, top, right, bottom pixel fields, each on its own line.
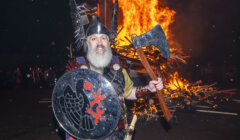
left=131, top=24, right=172, bottom=122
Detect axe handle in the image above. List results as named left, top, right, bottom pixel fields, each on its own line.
left=136, top=49, right=172, bottom=122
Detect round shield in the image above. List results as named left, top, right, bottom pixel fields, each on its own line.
left=52, top=69, right=121, bottom=139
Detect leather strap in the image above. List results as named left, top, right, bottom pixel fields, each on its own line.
left=135, top=86, right=151, bottom=98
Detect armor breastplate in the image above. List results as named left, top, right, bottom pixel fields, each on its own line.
left=103, top=67, right=125, bottom=96
left=103, top=64, right=127, bottom=120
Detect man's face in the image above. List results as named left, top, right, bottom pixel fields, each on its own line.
left=86, top=34, right=112, bottom=69
left=87, top=34, right=109, bottom=55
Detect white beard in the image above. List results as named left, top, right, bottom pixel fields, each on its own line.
left=87, top=45, right=112, bottom=69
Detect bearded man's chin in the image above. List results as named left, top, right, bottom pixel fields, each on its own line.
left=87, top=48, right=112, bottom=69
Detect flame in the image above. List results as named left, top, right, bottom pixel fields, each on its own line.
left=164, top=72, right=211, bottom=101
left=114, top=0, right=175, bottom=47
left=107, top=0, right=232, bottom=119
left=165, top=72, right=190, bottom=92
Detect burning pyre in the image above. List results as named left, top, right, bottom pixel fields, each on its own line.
left=109, top=0, right=236, bottom=119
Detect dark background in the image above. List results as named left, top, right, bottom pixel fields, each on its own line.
left=169, top=0, right=240, bottom=63
left=1, top=0, right=240, bottom=86
left=1, top=0, right=72, bottom=68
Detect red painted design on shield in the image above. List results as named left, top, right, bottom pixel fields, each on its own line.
left=84, top=81, right=106, bottom=125
left=90, top=90, right=105, bottom=108
left=87, top=107, right=106, bottom=125
left=84, top=81, right=94, bottom=90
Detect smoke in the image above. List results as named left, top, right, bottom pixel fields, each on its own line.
left=167, top=0, right=240, bottom=64
left=167, top=1, right=207, bottom=61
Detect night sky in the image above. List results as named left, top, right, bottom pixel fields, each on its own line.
left=1, top=0, right=240, bottom=71
left=1, top=0, right=72, bottom=68
left=168, top=0, right=240, bottom=66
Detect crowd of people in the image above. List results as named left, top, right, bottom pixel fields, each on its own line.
left=0, top=66, right=60, bottom=89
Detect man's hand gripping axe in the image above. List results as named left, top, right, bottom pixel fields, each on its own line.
left=131, top=24, right=172, bottom=122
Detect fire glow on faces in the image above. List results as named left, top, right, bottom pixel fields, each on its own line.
left=87, top=34, right=112, bottom=68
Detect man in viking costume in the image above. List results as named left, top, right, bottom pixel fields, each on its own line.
left=53, top=0, right=164, bottom=139
left=63, top=18, right=164, bottom=140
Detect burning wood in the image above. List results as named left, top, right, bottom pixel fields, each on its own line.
left=107, top=0, right=237, bottom=120
left=128, top=71, right=236, bottom=119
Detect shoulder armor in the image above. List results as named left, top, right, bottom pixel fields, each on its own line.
left=76, top=57, right=89, bottom=69
left=110, top=55, right=122, bottom=72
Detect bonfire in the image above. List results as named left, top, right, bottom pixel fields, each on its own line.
left=66, top=0, right=236, bottom=120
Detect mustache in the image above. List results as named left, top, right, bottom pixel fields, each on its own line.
left=96, top=45, right=105, bottom=49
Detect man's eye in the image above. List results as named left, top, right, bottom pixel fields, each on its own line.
left=91, top=38, right=96, bottom=41
left=102, top=37, right=106, bottom=40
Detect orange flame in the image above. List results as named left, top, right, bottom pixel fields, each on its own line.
left=114, top=0, right=176, bottom=47
left=165, top=72, right=190, bottom=92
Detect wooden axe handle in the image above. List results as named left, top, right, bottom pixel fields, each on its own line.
left=131, top=34, right=172, bottom=121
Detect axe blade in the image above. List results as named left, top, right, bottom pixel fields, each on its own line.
left=132, top=24, right=170, bottom=59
